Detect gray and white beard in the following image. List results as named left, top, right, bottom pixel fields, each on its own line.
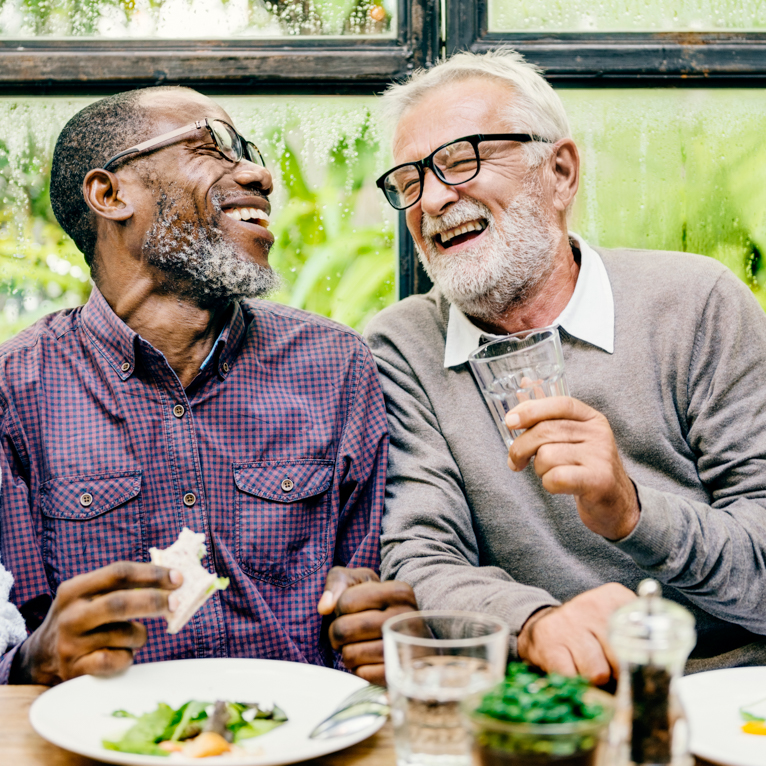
left=417, top=188, right=562, bottom=321
left=141, top=193, right=282, bottom=306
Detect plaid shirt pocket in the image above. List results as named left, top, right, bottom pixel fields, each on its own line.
left=40, top=470, right=144, bottom=588
left=234, top=460, right=335, bottom=588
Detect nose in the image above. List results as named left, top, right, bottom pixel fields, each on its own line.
left=232, top=159, right=274, bottom=197
left=419, top=167, right=460, bottom=217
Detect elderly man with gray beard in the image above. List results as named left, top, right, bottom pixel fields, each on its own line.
left=364, top=49, right=766, bottom=682
left=0, top=86, right=418, bottom=686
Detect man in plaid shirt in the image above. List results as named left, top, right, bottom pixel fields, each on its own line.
left=0, top=86, right=416, bottom=685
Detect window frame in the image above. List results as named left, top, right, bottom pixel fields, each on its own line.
left=447, top=0, right=766, bottom=86
left=0, top=0, right=440, bottom=95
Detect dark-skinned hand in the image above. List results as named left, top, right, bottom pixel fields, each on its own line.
left=9, top=561, right=182, bottom=686
left=506, top=396, right=641, bottom=541
left=517, top=583, right=637, bottom=685
left=317, top=567, right=418, bottom=686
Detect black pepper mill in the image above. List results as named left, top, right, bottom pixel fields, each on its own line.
left=607, top=579, right=696, bottom=766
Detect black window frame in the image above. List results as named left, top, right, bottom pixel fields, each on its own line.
left=0, top=0, right=439, bottom=96
left=448, top=0, right=766, bottom=86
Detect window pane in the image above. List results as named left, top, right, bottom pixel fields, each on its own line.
left=0, top=0, right=395, bottom=38
left=563, top=88, right=766, bottom=311
left=490, top=1, right=766, bottom=32
left=0, top=96, right=396, bottom=342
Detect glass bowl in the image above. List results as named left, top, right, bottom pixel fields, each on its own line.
left=463, top=687, right=614, bottom=766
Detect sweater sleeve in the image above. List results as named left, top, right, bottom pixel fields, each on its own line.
left=367, top=323, right=559, bottom=657
left=614, top=268, right=766, bottom=634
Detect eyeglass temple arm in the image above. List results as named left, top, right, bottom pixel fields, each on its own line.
left=102, top=120, right=205, bottom=170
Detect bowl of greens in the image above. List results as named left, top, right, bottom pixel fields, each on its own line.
left=463, top=663, right=613, bottom=766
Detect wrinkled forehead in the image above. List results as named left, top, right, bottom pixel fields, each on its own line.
left=138, top=89, right=234, bottom=135
left=391, top=78, right=516, bottom=164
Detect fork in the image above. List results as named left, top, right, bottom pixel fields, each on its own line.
left=309, top=684, right=389, bottom=740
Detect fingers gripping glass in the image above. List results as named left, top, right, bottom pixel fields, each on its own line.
left=376, top=133, right=552, bottom=210
left=102, top=118, right=266, bottom=171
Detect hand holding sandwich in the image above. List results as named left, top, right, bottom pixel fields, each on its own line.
left=9, top=561, right=182, bottom=685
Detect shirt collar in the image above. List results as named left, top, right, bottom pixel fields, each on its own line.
left=443, top=233, right=614, bottom=368
left=81, top=285, right=246, bottom=381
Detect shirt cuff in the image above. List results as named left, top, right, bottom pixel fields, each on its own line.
left=610, top=483, right=676, bottom=567
left=0, top=641, right=23, bottom=685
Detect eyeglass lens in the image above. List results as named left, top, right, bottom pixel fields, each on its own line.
left=209, top=120, right=265, bottom=168
left=384, top=139, right=480, bottom=209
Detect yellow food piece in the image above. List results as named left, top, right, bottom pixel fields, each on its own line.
left=158, top=741, right=184, bottom=753
left=742, top=721, right=766, bottom=736
left=182, top=731, right=232, bottom=757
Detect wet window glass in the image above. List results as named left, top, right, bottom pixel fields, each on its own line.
left=0, top=0, right=395, bottom=38
left=0, top=96, right=396, bottom=342
left=563, top=89, right=766, bottom=311
left=490, top=1, right=765, bottom=32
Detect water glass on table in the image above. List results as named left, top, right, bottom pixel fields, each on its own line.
left=382, top=610, right=510, bottom=766
left=467, top=326, right=569, bottom=448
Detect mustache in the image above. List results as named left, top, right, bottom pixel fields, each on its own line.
left=421, top=198, right=492, bottom=238
left=211, top=189, right=271, bottom=215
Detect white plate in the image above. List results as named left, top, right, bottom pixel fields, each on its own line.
left=29, top=657, right=386, bottom=766
left=678, top=666, right=766, bottom=766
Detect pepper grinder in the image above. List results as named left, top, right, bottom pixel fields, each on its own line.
left=606, top=579, right=696, bottom=766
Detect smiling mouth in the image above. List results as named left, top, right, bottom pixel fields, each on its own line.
left=435, top=218, right=488, bottom=248
left=222, top=205, right=271, bottom=228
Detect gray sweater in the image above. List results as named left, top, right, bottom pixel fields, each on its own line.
left=365, top=248, right=766, bottom=671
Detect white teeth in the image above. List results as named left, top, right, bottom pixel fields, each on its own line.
left=224, top=207, right=270, bottom=226
left=440, top=219, right=485, bottom=245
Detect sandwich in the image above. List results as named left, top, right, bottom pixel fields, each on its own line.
left=150, top=528, right=229, bottom=635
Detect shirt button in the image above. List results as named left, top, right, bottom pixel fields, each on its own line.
left=281, top=478, right=294, bottom=493
left=222, top=362, right=230, bottom=373
left=183, top=493, right=196, bottom=507
left=80, top=493, right=93, bottom=507
left=173, top=404, right=185, bottom=418
left=121, top=362, right=130, bottom=372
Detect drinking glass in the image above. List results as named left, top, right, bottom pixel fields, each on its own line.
left=468, top=326, right=569, bottom=448
left=383, top=610, right=510, bottom=766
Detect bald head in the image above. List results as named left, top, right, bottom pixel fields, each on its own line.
left=50, top=86, right=204, bottom=268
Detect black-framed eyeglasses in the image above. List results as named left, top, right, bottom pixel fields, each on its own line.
left=376, top=133, right=553, bottom=211
left=102, top=118, right=266, bottom=172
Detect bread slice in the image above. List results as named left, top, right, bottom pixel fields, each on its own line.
left=150, top=528, right=229, bottom=634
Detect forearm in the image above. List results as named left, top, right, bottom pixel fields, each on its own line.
left=382, top=541, right=559, bottom=656
left=613, top=482, right=766, bottom=633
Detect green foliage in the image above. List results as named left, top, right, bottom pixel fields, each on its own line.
left=0, top=0, right=391, bottom=37
left=477, top=663, right=603, bottom=725
left=267, top=125, right=395, bottom=330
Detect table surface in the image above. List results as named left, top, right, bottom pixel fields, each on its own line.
left=2, top=686, right=717, bottom=766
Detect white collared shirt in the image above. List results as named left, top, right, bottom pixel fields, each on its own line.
left=443, top=233, right=615, bottom=367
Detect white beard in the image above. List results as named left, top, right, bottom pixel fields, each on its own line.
left=142, top=188, right=282, bottom=306
left=417, top=188, right=562, bottom=321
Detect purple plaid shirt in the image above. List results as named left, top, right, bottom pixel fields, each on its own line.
left=0, top=287, right=388, bottom=683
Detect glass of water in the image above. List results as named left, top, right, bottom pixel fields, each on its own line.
left=383, top=610, right=510, bottom=766
left=468, top=326, right=570, bottom=448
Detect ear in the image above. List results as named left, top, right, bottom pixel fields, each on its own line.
left=82, top=168, right=134, bottom=221
left=547, top=138, right=579, bottom=213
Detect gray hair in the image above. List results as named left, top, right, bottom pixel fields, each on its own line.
left=380, top=48, right=571, bottom=168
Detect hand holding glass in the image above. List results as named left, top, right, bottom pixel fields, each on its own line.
left=468, top=327, right=569, bottom=448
